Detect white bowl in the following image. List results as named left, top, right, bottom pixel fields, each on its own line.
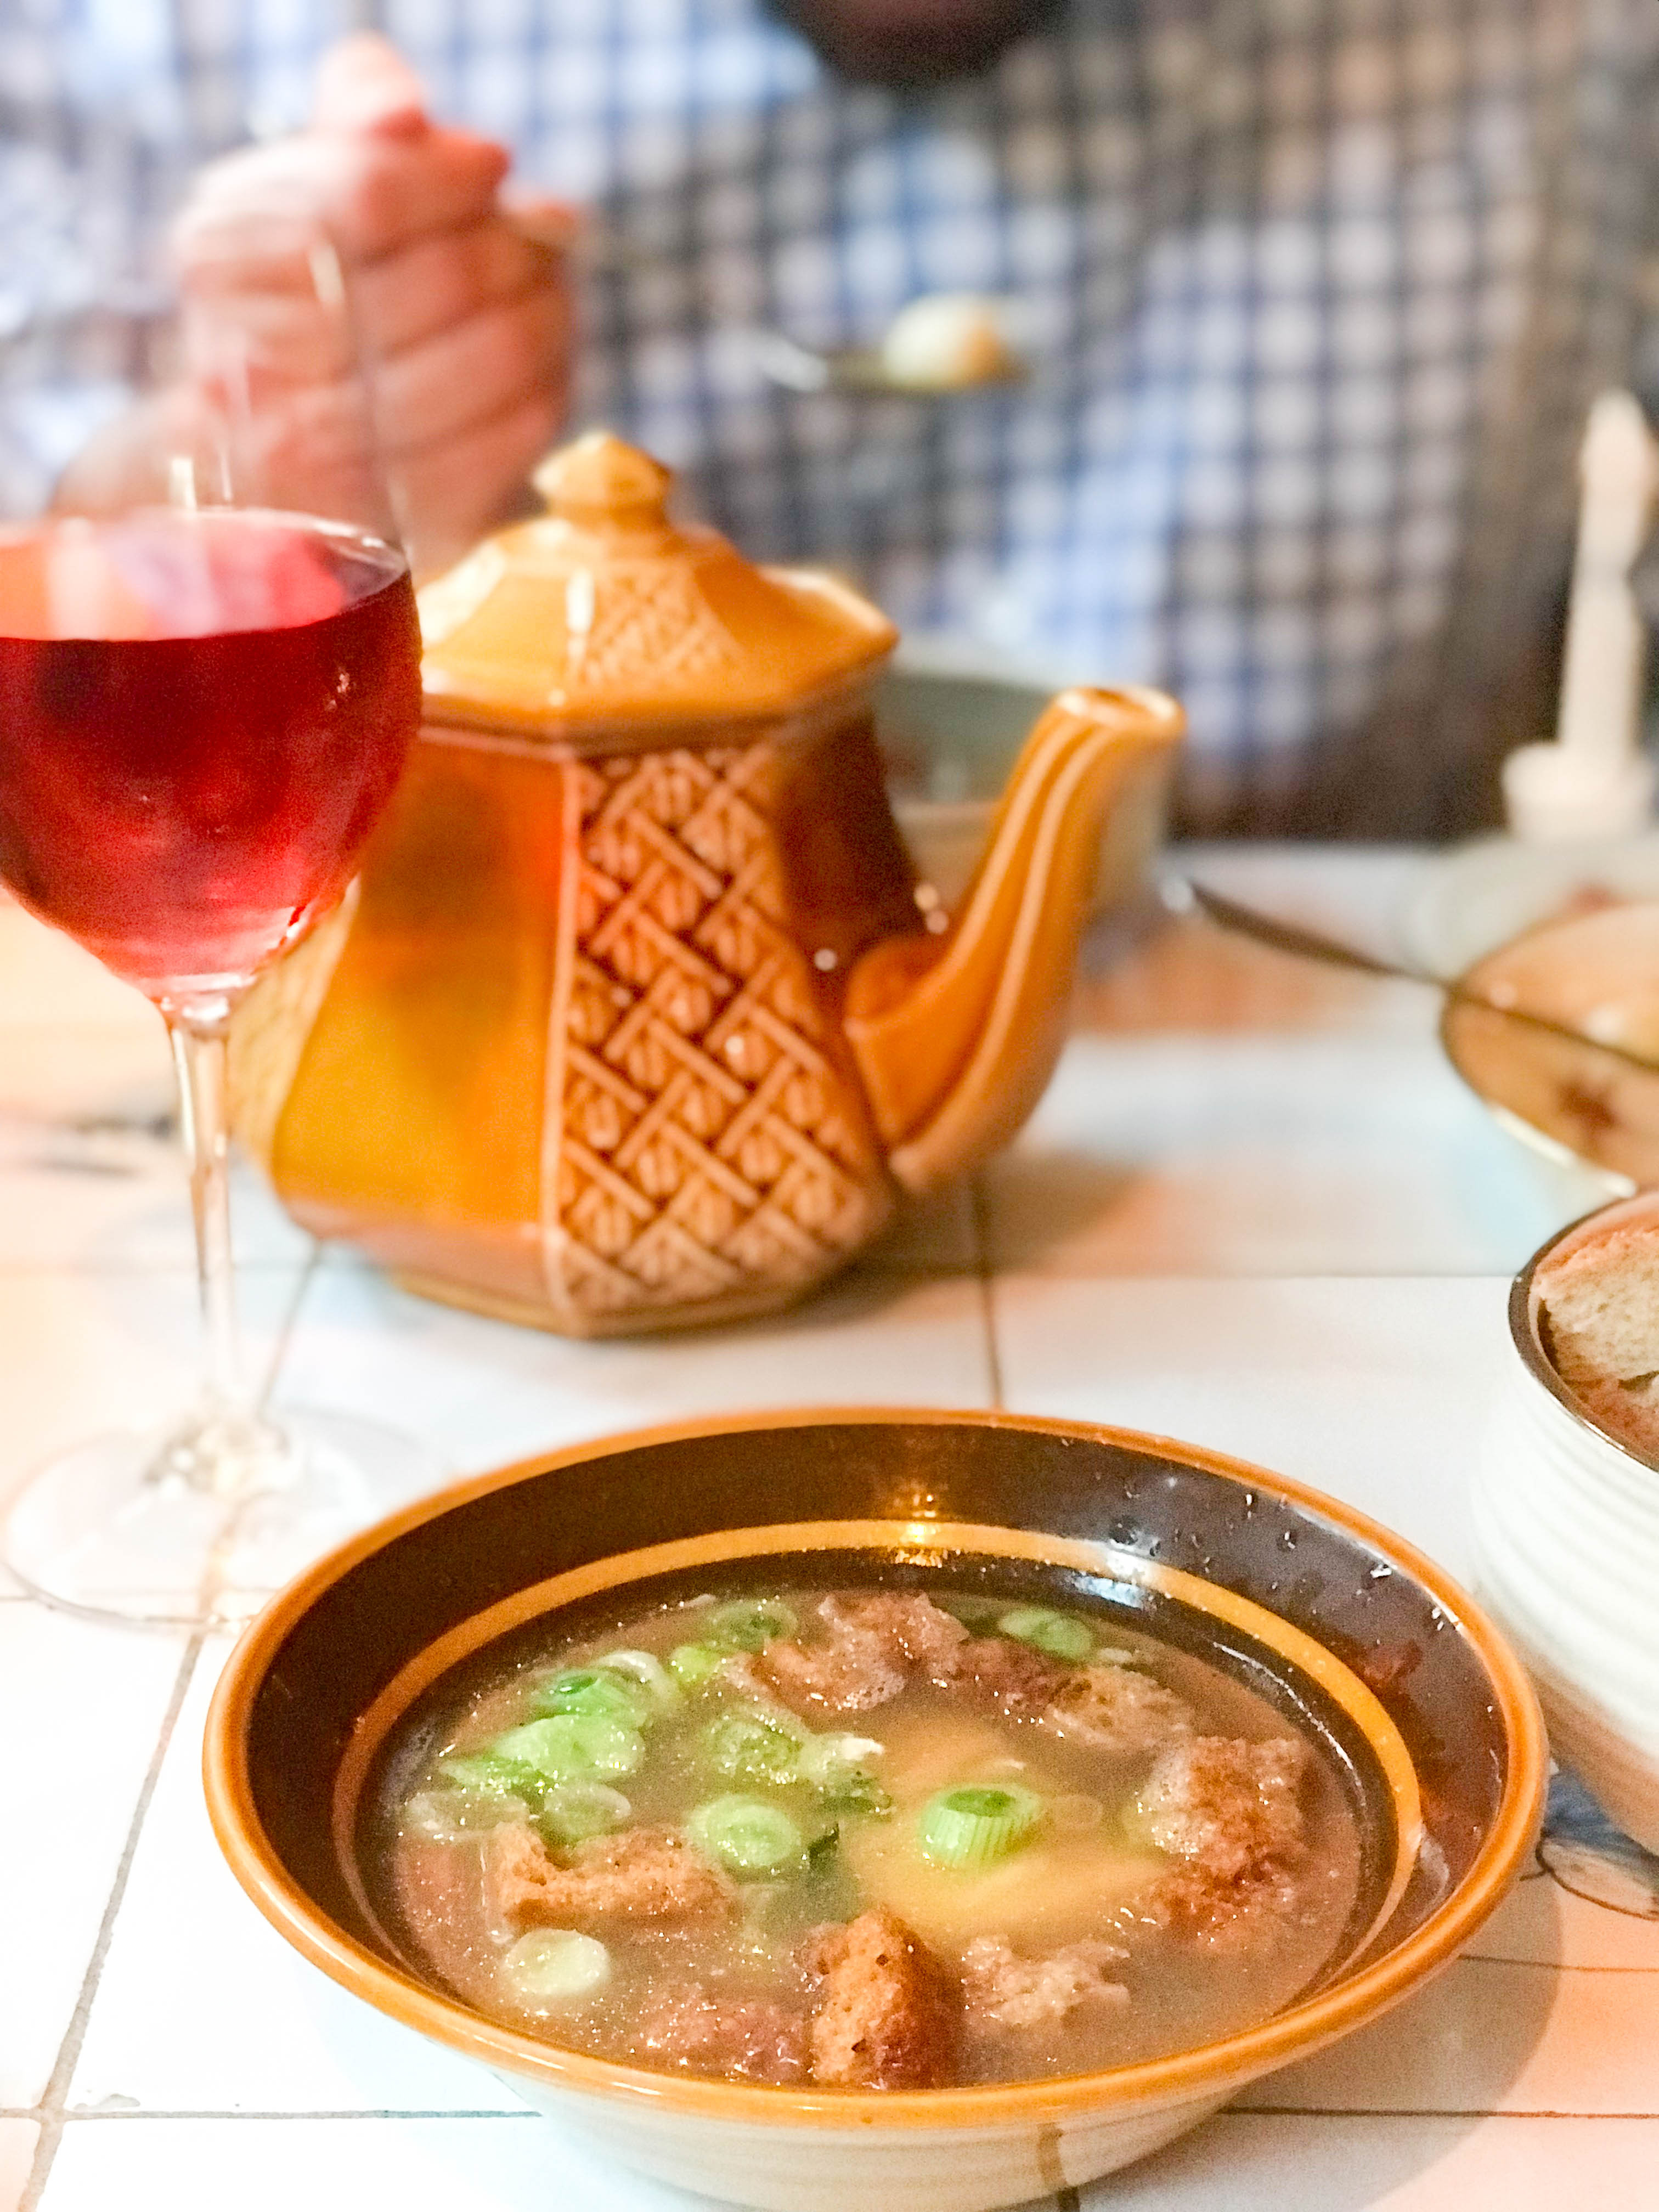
left=1474, top=1192, right=1659, bottom=1849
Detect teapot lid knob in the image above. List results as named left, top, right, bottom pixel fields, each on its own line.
left=532, top=432, right=673, bottom=524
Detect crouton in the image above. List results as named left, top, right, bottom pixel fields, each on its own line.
left=961, top=1933, right=1130, bottom=2030
left=803, top=1908, right=957, bottom=2087
left=1045, top=1662, right=1195, bottom=1754
left=488, top=1821, right=737, bottom=1929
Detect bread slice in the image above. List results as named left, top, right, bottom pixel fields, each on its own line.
left=1571, top=1375, right=1659, bottom=1464
left=1536, top=1223, right=1659, bottom=1387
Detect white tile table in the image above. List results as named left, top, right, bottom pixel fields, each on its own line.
left=3, top=845, right=1652, bottom=2212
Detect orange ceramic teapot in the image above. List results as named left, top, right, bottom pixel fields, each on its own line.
left=231, top=432, right=1183, bottom=1335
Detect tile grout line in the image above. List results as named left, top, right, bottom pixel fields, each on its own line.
left=19, top=1630, right=205, bottom=2211
left=969, top=1177, right=1006, bottom=1410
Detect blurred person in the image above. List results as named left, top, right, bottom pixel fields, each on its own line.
left=4, top=1, right=1657, bottom=836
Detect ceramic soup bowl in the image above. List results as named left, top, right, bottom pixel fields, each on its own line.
left=205, top=1410, right=1543, bottom=2212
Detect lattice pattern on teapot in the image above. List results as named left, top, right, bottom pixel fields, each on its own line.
left=551, top=742, right=887, bottom=1318
left=560, top=561, right=746, bottom=698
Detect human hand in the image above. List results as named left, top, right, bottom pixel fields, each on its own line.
left=173, top=36, right=573, bottom=577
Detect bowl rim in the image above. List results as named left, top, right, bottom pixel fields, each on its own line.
left=1509, top=1192, right=1659, bottom=1471
left=205, top=1405, right=1546, bottom=2131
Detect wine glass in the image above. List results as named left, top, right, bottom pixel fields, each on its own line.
left=0, top=200, right=439, bottom=1625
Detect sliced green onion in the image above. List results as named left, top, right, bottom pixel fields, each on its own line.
left=686, top=1794, right=806, bottom=1877
left=702, top=1598, right=798, bottom=1653
left=795, top=1734, right=891, bottom=1814
left=806, top=1821, right=842, bottom=1867
left=531, top=1666, right=651, bottom=1725
left=489, top=1713, right=645, bottom=1783
left=437, top=1750, right=548, bottom=1807
left=668, top=1642, right=727, bottom=1690
left=534, top=1782, right=632, bottom=1847
left=592, top=1649, right=681, bottom=1711
left=503, top=1929, right=612, bottom=2002
left=938, top=1594, right=1002, bottom=1632
left=795, top=1733, right=883, bottom=1786
left=996, top=1606, right=1093, bottom=1662
left=403, top=1785, right=530, bottom=1840
left=819, top=1769, right=893, bottom=1817
left=917, top=1784, right=1046, bottom=1868
left=703, top=1709, right=804, bottom=1785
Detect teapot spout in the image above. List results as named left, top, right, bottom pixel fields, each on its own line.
left=844, top=685, right=1184, bottom=1193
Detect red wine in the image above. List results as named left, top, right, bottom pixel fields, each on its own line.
left=0, top=509, right=421, bottom=1011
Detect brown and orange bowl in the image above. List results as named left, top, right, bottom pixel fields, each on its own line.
left=204, top=1410, right=1544, bottom=2212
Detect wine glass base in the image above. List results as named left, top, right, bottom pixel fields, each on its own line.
left=3, top=1409, right=446, bottom=1628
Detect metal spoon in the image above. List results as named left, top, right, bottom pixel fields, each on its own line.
left=1178, top=878, right=1659, bottom=1077
left=507, top=207, right=1028, bottom=398
left=747, top=323, right=1029, bottom=399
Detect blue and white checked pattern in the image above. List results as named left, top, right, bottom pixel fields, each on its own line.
left=4, top=0, right=1658, bottom=831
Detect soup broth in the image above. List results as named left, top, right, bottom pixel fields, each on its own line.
left=374, top=1583, right=1365, bottom=2089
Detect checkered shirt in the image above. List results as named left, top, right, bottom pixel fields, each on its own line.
left=4, top=0, right=1658, bottom=833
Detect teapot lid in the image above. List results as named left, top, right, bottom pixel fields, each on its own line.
left=417, top=431, right=898, bottom=736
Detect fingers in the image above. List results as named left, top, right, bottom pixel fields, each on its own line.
left=222, top=374, right=569, bottom=580
left=349, top=218, right=554, bottom=358
left=313, top=33, right=427, bottom=139
left=372, top=279, right=571, bottom=459
left=396, top=386, right=571, bottom=577
left=186, top=218, right=569, bottom=398
left=177, top=127, right=508, bottom=268
left=201, top=258, right=572, bottom=541
left=499, top=193, right=586, bottom=252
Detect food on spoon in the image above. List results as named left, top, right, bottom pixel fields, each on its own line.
left=1536, top=1217, right=1659, bottom=1461
left=878, top=294, right=1025, bottom=391
left=377, top=1584, right=1361, bottom=2086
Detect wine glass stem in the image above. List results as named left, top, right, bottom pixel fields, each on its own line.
left=168, top=1014, right=248, bottom=1423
